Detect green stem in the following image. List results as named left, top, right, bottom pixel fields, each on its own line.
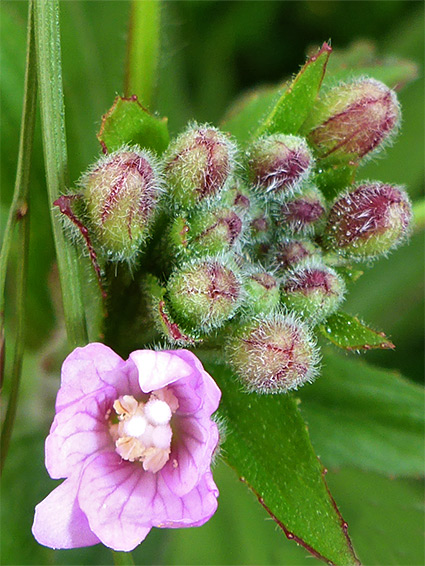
left=33, top=0, right=88, bottom=348
left=124, top=0, right=161, bottom=108
left=112, top=551, right=135, bottom=566
left=412, top=198, right=425, bottom=233
left=0, top=0, right=36, bottom=475
left=0, top=3, right=37, bottom=322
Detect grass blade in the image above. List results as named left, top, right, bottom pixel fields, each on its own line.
left=33, top=0, right=88, bottom=347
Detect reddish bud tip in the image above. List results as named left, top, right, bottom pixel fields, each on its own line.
left=275, top=186, right=326, bottom=235
left=324, top=182, right=412, bottom=259
left=226, top=313, right=320, bottom=393
left=247, top=134, right=313, bottom=200
left=308, top=78, right=400, bottom=163
left=81, top=147, right=161, bottom=261
left=281, top=262, right=346, bottom=323
left=164, top=124, right=237, bottom=209
left=269, top=239, right=320, bottom=272
left=167, top=258, right=241, bottom=331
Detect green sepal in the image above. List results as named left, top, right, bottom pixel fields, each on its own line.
left=97, top=95, right=169, bottom=154
left=319, top=311, right=395, bottom=351
left=144, top=274, right=200, bottom=345
left=313, top=164, right=357, bottom=201
left=255, top=42, right=332, bottom=138
left=334, top=266, right=364, bottom=284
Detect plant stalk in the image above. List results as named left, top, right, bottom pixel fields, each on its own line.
left=0, top=0, right=36, bottom=474
left=33, top=0, right=88, bottom=348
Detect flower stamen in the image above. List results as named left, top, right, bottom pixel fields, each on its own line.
left=110, top=388, right=179, bottom=473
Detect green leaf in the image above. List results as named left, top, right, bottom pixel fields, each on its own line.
left=201, top=358, right=360, bottom=566
left=255, top=42, right=332, bottom=138
left=323, top=40, right=418, bottom=91
left=299, top=351, right=424, bottom=477
left=163, top=460, right=317, bottom=565
left=319, top=311, right=395, bottom=351
left=97, top=95, right=169, bottom=154
left=326, top=469, right=424, bottom=566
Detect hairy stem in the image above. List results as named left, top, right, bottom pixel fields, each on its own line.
left=112, top=551, right=135, bottom=566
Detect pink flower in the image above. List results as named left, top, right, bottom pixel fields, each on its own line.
left=32, top=344, right=221, bottom=552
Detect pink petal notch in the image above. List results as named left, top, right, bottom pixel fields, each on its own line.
left=32, top=344, right=221, bottom=551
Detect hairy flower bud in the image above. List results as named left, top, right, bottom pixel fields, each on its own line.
left=164, top=124, right=237, bottom=209
left=307, top=78, right=400, bottom=163
left=274, top=186, right=326, bottom=235
left=226, top=313, right=320, bottom=393
left=269, top=239, right=320, bottom=273
left=323, top=182, right=412, bottom=260
left=221, top=180, right=252, bottom=216
left=243, top=270, right=280, bottom=315
left=246, top=134, right=313, bottom=200
left=281, top=262, right=346, bottom=323
left=80, top=147, right=161, bottom=261
left=167, top=258, right=241, bottom=331
left=187, top=206, right=244, bottom=256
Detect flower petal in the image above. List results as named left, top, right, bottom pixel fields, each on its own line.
left=46, top=389, right=116, bottom=480
left=56, top=343, right=139, bottom=410
left=170, top=350, right=221, bottom=416
left=32, top=477, right=100, bottom=549
left=155, top=471, right=219, bottom=529
left=161, top=417, right=219, bottom=497
left=78, top=452, right=155, bottom=551
left=130, top=350, right=195, bottom=392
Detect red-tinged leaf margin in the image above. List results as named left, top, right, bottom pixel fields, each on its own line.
left=255, top=42, right=333, bottom=137
left=319, top=311, right=395, bottom=351
left=97, top=95, right=169, bottom=155
left=200, top=357, right=360, bottom=566
left=239, top=469, right=359, bottom=566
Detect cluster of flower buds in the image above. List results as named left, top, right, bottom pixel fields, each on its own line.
left=59, top=75, right=411, bottom=394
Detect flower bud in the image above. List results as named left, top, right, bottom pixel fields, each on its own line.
left=323, top=182, right=412, bottom=260
left=243, top=270, right=280, bottom=315
left=274, top=186, right=326, bottom=235
left=167, top=258, right=241, bottom=331
left=246, top=134, right=313, bottom=200
left=80, top=147, right=161, bottom=261
left=221, top=180, right=252, bottom=216
left=269, top=239, right=320, bottom=273
left=281, top=262, right=346, bottom=323
left=187, top=206, right=244, bottom=256
left=250, top=211, right=271, bottom=241
left=307, top=78, right=400, bottom=163
left=226, top=313, right=320, bottom=393
left=164, top=124, right=237, bottom=209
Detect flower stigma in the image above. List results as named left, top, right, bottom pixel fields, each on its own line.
left=110, top=388, right=179, bottom=473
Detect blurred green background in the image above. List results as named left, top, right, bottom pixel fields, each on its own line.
left=1, top=1, right=424, bottom=564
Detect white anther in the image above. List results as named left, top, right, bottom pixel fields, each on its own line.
left=123, top=414, right=147, bottom=438
left=144, top=399, right=172, bottom=426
